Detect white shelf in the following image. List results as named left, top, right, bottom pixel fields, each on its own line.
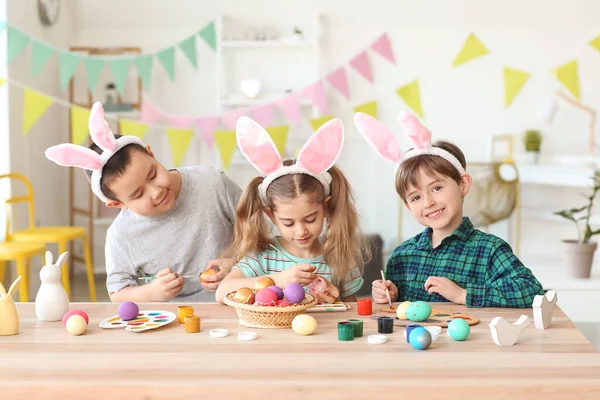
left=221, top=40, right=316, bottom=48
left=516, top=162, right=595, bottom=187
left=220, top=97, right=314, bottom=107
left=521, top=208, right=600, bottom=226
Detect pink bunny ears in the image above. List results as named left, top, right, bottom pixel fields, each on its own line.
left=353, top=111, right=466, bottom=174
left=45, top=102, right=145, bottom=203
left=236, top=116, right=344, bottom=203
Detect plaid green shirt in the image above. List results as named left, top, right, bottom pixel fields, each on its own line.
left=386, top=217, right=543, bottom=308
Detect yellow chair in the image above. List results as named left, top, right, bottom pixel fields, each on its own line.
left=0, top=241, right=46, bottom=302
left=1, top=173, right=97, bottom=301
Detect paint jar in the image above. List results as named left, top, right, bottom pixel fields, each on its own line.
left=405, top=323, right=423, bottom=343
left=377, top=316, right=394, bottom=334
left=337, top=321, right=355, bottom=341
left=357, top=298, right=372, bottom=316
left=348, top=319, right=364, bottom=337
left=185, top=315, right=201, bottom=333
left=178, top=306, right=194, bottom=323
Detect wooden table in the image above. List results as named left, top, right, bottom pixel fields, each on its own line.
left=2, top=302, right=600, bottom=399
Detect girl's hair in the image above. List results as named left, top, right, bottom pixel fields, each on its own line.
left=395, top=140, right=466, bottom=202
left=84, top=134, right=148, bottom=201
left=224, top=160, right=370, bottom=280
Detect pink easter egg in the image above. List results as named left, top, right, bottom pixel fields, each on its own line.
left=62, top=310, right=89, bottom=326
left=255, top=288, right=278, bottom=306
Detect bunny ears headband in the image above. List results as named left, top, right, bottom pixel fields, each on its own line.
left=353, top=111, right=465, bottom=175
left=44, top=102, right=145, bottom=203
left=236, top=116, right=344, bottom=204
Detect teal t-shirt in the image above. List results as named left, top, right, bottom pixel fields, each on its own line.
left=232, top=237, right=364, bottom=298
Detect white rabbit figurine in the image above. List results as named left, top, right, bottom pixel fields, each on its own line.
left=35, top=251, right=70, bottom=322
left=0, top=276, right=22, bottom=335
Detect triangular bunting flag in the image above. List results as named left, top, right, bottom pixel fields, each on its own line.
left=214, top=130, right=237, bottom=170
left=167, top=115, right=193, bottom=129
left=396, top=80, right=424, bottom=119
left=552, top=60, right=580, bottom=100
left=276, top=93, right=301, bottom=126
left=250, top=103, right=275, bottom=127
left=157, top=47, right=176, bottom=81
left=199, top=22, right=217, bottom=51
left=23, top=88, right=53, bottom=136
left=590, top=35, right=600, bottom=54
left=59, top=52, right=81, bottom=90
left=195, top=116, right=221, bottom=150
left=349, top=50, right=374, bottom=83
left=119, top=119, right=149, bottom=140
left=370, top=33, right=396, bottom=65
left=31, top=41, right=55, bottom=77
left=84, top=57, right=105, bottom=93
left=353, top=100, right=377, bottom=118
left=266, top=125, right=290, bottom=156
left=109, top=59, right=131, bottom=95
left=222, top=108, right=247, bottom=130
left=179, top=35, right=198, bottom=69
left=452, top=33, right=490, bottom=67
left=139, top=100, right=164, bottom=124
left=7, top=27, right=31, bottom=64
left=327, top=67, right=350, bottom=100
left=71, top=106, right=91, bottom=145
left=0, top=78, right=6, bottom=88
left=504, top=66, right=531, bottom=108
left=134, top=55, right=153, bottom=89
left=167, top=128, right=194, bottom=167
left=309, top=115, right=334, bottom=131
left=301, top=80, right=328, bottom=115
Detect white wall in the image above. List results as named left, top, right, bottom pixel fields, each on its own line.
left=10, top=0, right=600, bottom=260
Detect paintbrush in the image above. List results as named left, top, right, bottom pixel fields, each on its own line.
left=380, top=270, right=393, bottom=309
left=269, top=244, right=301, bottom=263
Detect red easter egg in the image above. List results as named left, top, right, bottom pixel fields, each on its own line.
left=255, top=288, right=278, bottom=306
left=62, top=310, right=89, bottom=326
left=276, top=299, right=291, bottom=307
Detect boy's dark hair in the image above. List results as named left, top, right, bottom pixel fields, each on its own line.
left=85, top=134, right=149, bottom=201
left=395, top=140, right=467, bottom=202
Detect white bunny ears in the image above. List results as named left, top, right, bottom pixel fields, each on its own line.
left=353, top=111, right=466, bottom=174
left=236, top=116, right=344, bottom=203
left=45, top=102, right=145, bottom=203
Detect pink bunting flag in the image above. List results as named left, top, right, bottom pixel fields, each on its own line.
left=195, top=116, right=221, bottom=150
left=326, top=67, right=350, bottom=100
left=275, top=93, right=301, bottom=126
left=167, top=115, right=193, bottom=129
left=222, top=108, right=248, bottom=130
left=301, top=80, right=328, bottom=115
left=251, top=103, right=275, bottom=127
left=370, top=33, right=396, bottom=65
left=139, top=100, right=164, bottom=124
left=349, top=50, right=374, bottom=83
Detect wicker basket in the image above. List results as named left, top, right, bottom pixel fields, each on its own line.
left=224, top=292, right=318, bottom=329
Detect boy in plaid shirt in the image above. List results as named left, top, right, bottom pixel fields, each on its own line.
left=354, top=111, right=543, bottom=308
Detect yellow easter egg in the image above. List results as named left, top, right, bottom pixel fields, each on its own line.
left=396, top=301, right=412, bottom=320
left=291, top=314, right=318, bottom=336
left=66, top=315, right=87, bottom=336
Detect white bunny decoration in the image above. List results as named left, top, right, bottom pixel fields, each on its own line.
left=0, top=276, right=23, bottom=336
left=35, top=251, right=70, bottom=322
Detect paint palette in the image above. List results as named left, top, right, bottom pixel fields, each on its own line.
left=307, top=301, right=350, bottom=312
left=372, top=309, right=480, bottom=328
left=99, top=310, right=176, bottom=332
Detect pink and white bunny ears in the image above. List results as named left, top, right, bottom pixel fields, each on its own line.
left=45, top=102, right=145, bottom=203
left=353, top=111, right=466, bottom=174
left=236, top=116, right=344, bottom=203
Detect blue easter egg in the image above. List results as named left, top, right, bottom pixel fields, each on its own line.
left=408, top=327, right=432, bottom=350
left=447, top=318, right=470, bottom=341
left=406, top=301, right=432, bottom=322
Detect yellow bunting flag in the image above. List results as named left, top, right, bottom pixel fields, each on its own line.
left=119, top=119, right=149, bottom=140
left=552, top=60, right=580, bottom=100
left=23, top=88, right=53, bottom=136
left=167, top=128, right=194, bottom=168
left=590, top=35, right=600, bottom=53
left=452, top=33, right=490, bottom=67
left=504, top=67, right=531, bottom=108
left=396, top=80, right=424, bottom=119
left=71, top=106, right=91, bottom=145
left=266, top=125, right=290, bottom=156
left=0, top=78, right=6, bottom=88
left=353, top=100, right=377, bottom=118
left=214, top=130, right=237, bottom=170
left=309, top=115, right=334, bottom=131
